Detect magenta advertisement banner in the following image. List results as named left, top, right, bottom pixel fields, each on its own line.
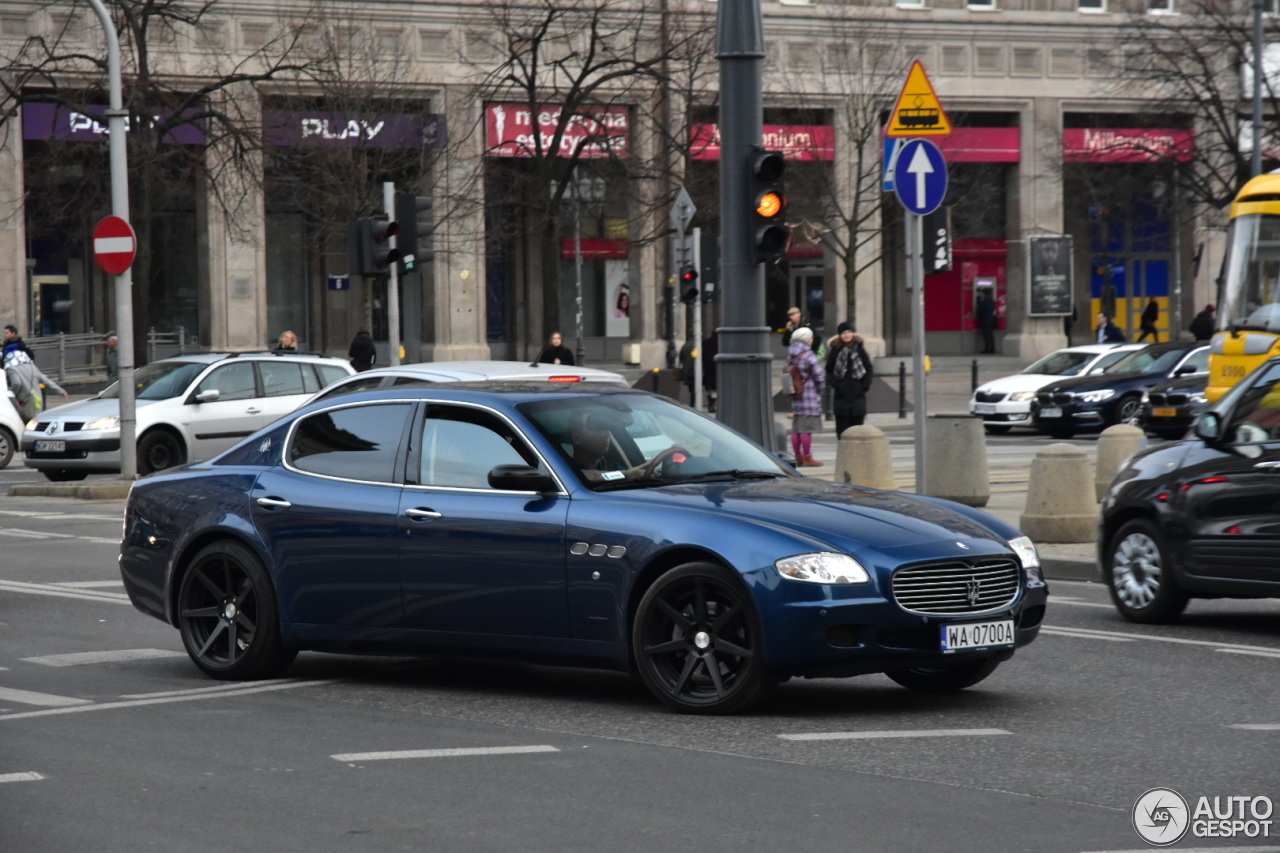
left=22, top=102, right=205, bottom=144
left=263, top=111, right=445, bottom=149
left=486, top=104, right=630, bottom=159
left=690, top=124, right=835, bottom=161
left=1062, top=128, right=1194, bottom=163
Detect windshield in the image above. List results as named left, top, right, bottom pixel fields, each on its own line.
left=1022, top=351, right=1093, bottom=376
left=1220, top=213, right=1280, bottom=333
left=517, top=395, right=794, bottom=490
left=99, top=361, right=207, bottom=400
left=1104, top=347, right=1186, bottom=376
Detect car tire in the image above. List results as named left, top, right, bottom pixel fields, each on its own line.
left=1104, top=518, right=1188, bottom=624
left=983, top=424, right=1013, bottom=435
left=632, top=562, right=775, bottom=714
left=1114, top=394, right=1143, bottom=426
left=0, top=427, right=14, bottom=469
left=42, top=469, right=87, bottom=482
left=137, top=429, right=185, bottom=475
left=177, top=539, right=297, bottom=680
left=886, top=657, right=1001, bottom=693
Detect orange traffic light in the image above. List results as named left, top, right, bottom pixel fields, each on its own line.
left=756, top=191, right=784, bottom=219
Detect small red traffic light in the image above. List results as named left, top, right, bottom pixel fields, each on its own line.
left=681, top=269, right=698, bottom=283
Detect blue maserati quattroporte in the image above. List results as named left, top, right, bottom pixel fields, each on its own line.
left=119, top=384, right=1048, bottom=714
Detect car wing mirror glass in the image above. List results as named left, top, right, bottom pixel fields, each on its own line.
left=193, top=389, right=220, bottom=404
left=1193, top=411, right=1222, bottom=442
left=1175, top=365, right=1196, bottom=376
left=488, top=464, right=556, bottom=492
left=1090, top=368, right=1105, bottom=375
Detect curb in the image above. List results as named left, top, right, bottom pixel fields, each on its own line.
left=1041, top=556, right=1098, bottom=583
left=8, top=483, right=133, bottom=500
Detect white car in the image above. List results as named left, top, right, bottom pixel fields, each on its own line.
left=22, top=352, right=354, bottom=480
left=971, top=344, right=1145, bottom=434
left=311, top=360, right=630, bottom=403
left=0, top=390, right=22, bottom=469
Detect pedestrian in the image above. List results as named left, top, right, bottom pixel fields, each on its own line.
left=1096, top=312, right=1126, bottom=344
left=537, top=331, right=575, bottom=366
left=782, top=307, right=820, bottom=354
left=1136, top=298, right=1160, bottom=342
left=103, top=331, right=118, bottom=383
left=2, top=324, right=32, bottom=358
left=679, top=338, right=697, bottom=403
left=1189, top=304, right=1216, bottom=341
left=785, top=326, right=825, bottom=467
left=977, top=292, right=997, bottom=353
left=274, top=330, right=298, bottom=352
left=825, top=322, right=874, bottom=438
left=701, top=333, right=719, bottom=413
left=4, top=345, right=67, bottom=422
left=1064, top=305, right=1077, bottom=341
left=348, top=328, right=376, bottom=373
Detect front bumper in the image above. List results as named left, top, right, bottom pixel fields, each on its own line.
left=22, top=432, right=122, bottom=470
left=1140, top=402, right=1206, bottom=436
left=970, top=399, right=1033, bottom=425
left=1031, top=400, right=1110, bottom=431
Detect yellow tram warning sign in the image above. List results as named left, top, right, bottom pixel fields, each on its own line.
left=886, top=61, right=952, bottom=138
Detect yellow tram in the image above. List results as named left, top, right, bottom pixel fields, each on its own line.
left=1208, top=172, right=1280, bottom=401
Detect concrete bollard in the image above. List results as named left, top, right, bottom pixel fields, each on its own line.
left=835, top=425, right=896, bottom=490
left=1020, top=443, right=1099, bottom=543
left=923, top=414, right=990, bottom=507
left=1095, top=423, right=1146, bottom=500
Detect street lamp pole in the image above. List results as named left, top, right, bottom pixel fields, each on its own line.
left=573, top=170, right=585, bottom=367
left=1254, top=0, right=1265, bottom=178
left=715, top=0, right=774, bottom=448
left=85, top=0, right=137, bottom=480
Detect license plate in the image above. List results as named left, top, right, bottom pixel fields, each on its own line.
left=34, top=440, right=65, bottom=453
left=941, top=619, right=1016, bottom=653
left=1153, top=407, right=1178, bottom=418
left=973, top=403, right=996, bottom=415
left=1039, top=406, right=1062, bottom=419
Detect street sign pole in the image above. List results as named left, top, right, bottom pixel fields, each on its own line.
left=86, top=0, right=137, bottom=480
left=383, top=182, right=401, bottom=367
left=906, top=211, right=927, bottom=494
left=669, top=185, right=697, bottom=373
left=692, top=226, right=703, bottom=411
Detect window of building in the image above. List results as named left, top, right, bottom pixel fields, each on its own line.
left=1012, top=47, right=1043, bottom=76
left=241, top=23, right=270, bottom=49
left=1147, top=0, right=1173, bottom=11
left=968, top=0, right=996, bottom=9
left=290, top=403, right=413, bottom=483
left=0, top=14, right=29, bottom=37
left=419, top=29, right=450, bottom=57
left=1078, top=0, right=1105, bottom=12
left=897, top=0, right=926, bottom=8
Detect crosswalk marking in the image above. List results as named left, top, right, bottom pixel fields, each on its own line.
left=0, top=510, right=120, bottom=522
left=1040, top=627, right=1133, bottom=642
left=0, top=528, right=118, bottom=544
left=22, top=649, right=185, bottom=667
left=1229, top=723, right=1280, bottom=730
left=52, top=581, right=126, bottom=589
left=0, top=772, right=44, bottom=783
left=1038, top=624, right=1280, bottom=656
left=778, top=728, right=1010, bottom=742
left=0, top=580, right=131, bottom=604
left=0, top=679, right=332, bottom=722
left=331, top=745, right=561, bottom=762
left=0, top=687, right=92, bottom=707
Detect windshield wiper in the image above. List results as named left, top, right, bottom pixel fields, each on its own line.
left=592, top=476, right=673, bottom=492
left=670, top=469, right=786, bottom=483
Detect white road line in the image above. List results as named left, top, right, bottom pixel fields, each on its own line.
left=0, top=679, right=332, bottom=722
left=0, top=580, right=131, bottom=604
left=0, top=772, right=44, bottom=783
left=22, top=649, right=186, bottom=667
left=778, top=728, right=1010, bottom=742
left=0, top=529, right=117, bottom=545
left=331, top=745, right=561, bottom=762
left=1048, top=599, right=1114, bottom=609
left=51, top=581, right=125, bottom=588
left=1040, top=627, right=1134, bottom=642
left=1081, top=848, right=1280, bottom=853
left=0, top=687, right=92, bottom=707
left=1229, top=723, right=1280, bottom=730
left=0, top=510, right=119, bottom=522
left=120, top=682, right=294, bottom=700
left=1035, top=624, right=1280, bottom=656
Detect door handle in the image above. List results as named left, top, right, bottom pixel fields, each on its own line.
left=405, top=507, right=442, bottom=521
left=1254, top=461, right=1280, bottom=469
left=246, top=407, right=262, bottom=415
left=256, top=496, right=292, bottom=509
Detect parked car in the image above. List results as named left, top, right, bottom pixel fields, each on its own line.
left=971, top=344, right=1143, bottom=434
left=1139, top=373, right=1210, bottom=441
left=1099, top=355, right=1280, bottom=623
left=310, top=360, right=629, bottom=403
left=120, top=383, right=1048, bottom=714
left=22, top=352, right=354, bottom=480
left=0, top=390, right=22, bottom=469
left=1031, top=342, right=1209, bottom=438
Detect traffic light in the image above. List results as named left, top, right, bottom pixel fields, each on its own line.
left=680, top=267, right=699, bottom=304
left=394, top=194, right=435, bottom=272
left=751, top=147, right=789, bottom=263
left=347, top=215, right=399, bottom=275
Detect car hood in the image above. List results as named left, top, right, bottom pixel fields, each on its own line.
left=1038, top=372, right=1156, bottom=394
left=976, top=374, right=1063, bottom=395
left=42, top=396, right=163, bottom=421
left=1148, top=374, right=1208, bottom=394
left=621, top=477, right=1017, bottom=557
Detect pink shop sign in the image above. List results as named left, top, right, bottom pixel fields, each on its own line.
left=485, top=104, right=630, bottom=159
left=690, top=125, right=835, bottom=161
left=1062, top=128, right=1194, bottom=163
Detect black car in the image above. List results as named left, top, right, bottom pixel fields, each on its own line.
left=1031, top=342, right=1209, bottom=438
left=1099, top=356, right=1280, bottom=623
left=1140, top=373, right=1210, bottom=441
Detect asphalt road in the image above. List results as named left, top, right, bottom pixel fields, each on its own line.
left=2, top=492, right=1279, bottom=852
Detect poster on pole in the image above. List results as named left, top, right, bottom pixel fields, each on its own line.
left=1027, top=235, right=1073, bottom=316
left=605, top=259, right=630, bottom=337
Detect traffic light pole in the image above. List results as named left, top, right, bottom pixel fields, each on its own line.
left=87, top=0, right=137, bottom=480
left=383, top=182, right=401, bottom=367
left=692, top=227, right=703, bottom=411
left=906, top=211, right=927, bottom=494
left=715, top=0, right=773, bottom=448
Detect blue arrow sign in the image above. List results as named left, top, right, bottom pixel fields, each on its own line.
left=893, top=138, right=948, bottom=216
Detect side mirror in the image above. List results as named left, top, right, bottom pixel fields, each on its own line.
left=192, top=389, right=220, bottom=404
left=1193, top=411, right=1222, bottom=442
left=1175, top=365, right=1197, bottom=376
left=1090, top=368, right=1105, bottom=375
left=488, top=464, right=556, bottom=492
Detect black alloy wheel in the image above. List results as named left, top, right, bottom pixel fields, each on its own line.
left=1114, top=395, right=1143, bottom=426
left=177, top=540, right=296, bottom=680
left=0, top=427, right=14, bottom=469
left=633, top=563, right=774, bottom=714
left=138, top=430, right=184, bottom=475
left=983, top=424, right=1013, bottom=435
left=886, top=657, right=1001, bottom=692
left=42, top=469, right=87, bottom=482
left=1104, top=518, right=1189, bottom=624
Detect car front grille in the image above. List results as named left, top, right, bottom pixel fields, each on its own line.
left=34, top=422, right=50, bottom=432
left=1148, top=393, right=1167, bottom=406
left=63, top=422, right=83, bottom=431
left=1165, top=393, right=1189, bottom=406
left=1036, top=392, right=1075, bottom=406
left=891, top=559, right=1021, bottom=615
left=974, top=391, right=1007, bottom=403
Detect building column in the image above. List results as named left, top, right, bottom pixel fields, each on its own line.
left=1006, top=97, right=1067, bottom=360
left=0, top=102, right=28, bottom=333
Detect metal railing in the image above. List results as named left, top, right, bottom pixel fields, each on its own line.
left=22, top=327, right=193, bottom=384
left=145, top=326, right=191, bottom=364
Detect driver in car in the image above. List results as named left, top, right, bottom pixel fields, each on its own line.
left=568, top=411, right=685, bottom=482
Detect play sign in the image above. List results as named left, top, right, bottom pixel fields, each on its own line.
left=93, top=216, right=136, bottom=275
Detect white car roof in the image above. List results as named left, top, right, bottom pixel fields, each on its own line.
left=350, top=361, right=629, bottom=384
left=156, top=352, right=352, bottom=366
left=975, top=344, right=1148, bottom=395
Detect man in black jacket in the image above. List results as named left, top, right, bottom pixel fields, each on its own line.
left=825, top=322, right=874, bottom=437
left=1189, top=304, right=1215, bottom=340
left=348, top=329, right=376, bottom=372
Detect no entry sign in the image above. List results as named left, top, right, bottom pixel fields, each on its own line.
left=93, top=216, right=136, bottom=275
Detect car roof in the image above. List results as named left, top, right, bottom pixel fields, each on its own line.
left=350, top=360, right=628, bottom=383
left=156, top=352, right=351, bottom=366
left=1063, top=344, right=1145, bottom=354
left=303, top=381, right=648, bottom=412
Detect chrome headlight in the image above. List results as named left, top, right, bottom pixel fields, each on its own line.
left=1007, top=391, right=1035, bottom=402
left=1188, top=392, right=1207, bottom=404
left=25, top=417, right=38, bottom=430
left=1078, top=389, right=1115, bottom=403
left=84, top=416, right=118, bottom=431
left=775, top=552, right=870, bottom=585
left=1008, top=535, right=1044, bottom=584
